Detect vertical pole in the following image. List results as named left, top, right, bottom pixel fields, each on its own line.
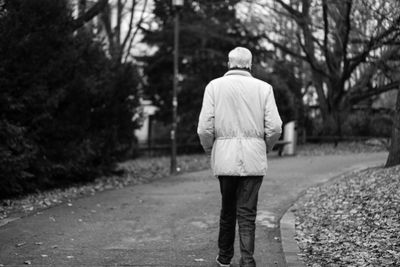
left=171, top=10, right=179, bottom=174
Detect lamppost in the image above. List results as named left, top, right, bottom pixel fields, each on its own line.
left=171, top=0, right=183, bottom=174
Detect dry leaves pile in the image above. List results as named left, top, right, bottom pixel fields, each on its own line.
left=294, top=165, right=400, bottom=267
left=0, top=154, right=209, bottom=223
left=296, top=140, right=387, bottom=156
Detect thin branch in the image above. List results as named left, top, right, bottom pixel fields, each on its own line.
left=312, top=35, right=324, bottom=50
left=347, top=15, right=400, bottom=77
left=295, top=32, right=327, bottom=77
left=275, top=0, right=301, bottom=18
left=262, top=34, right=307, bottom=61
left=349, top=39, right=400, bottom=45
left=130, top=0, right=148, bottom=41
left=269, top=4, right=301, bottom=23
left=348, top=46, right=398, bottom=93
left=123, top=0, right=149, bottom=63
left=121, top=0, right=137, bottom=51
left=72, top=0, right=108, bottom=31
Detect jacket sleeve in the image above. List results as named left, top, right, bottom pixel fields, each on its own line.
left=197, top=83, right=215, bottom=155
left=264, top=86, right=283, bottom=152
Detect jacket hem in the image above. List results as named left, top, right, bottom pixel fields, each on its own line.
left=213, top=172, right=266, bottom=177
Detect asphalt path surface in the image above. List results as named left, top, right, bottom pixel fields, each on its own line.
left=0, top=152, right=387, bottom=267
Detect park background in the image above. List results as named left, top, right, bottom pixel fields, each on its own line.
left=1, top=0, right=399, bottom=199
left=1, top=1, right=400, bottom=266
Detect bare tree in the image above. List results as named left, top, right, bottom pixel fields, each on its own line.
left=249, top=0, right=400, bottom=135
left=99, top=0, right=149, bottom=65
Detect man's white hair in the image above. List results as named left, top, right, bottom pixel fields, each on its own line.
left=228, top=47, right=252, bottom=69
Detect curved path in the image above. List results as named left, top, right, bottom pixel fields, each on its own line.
left=0, top=152, right=387, bottom=266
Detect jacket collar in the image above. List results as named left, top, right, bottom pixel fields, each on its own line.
left=224, top=69, right=252, bottom=77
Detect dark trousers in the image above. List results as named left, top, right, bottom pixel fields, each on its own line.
left=218, top=175, right=263, bottom=267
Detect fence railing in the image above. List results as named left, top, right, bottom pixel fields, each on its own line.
left=137, top=142, right=203, bottom=156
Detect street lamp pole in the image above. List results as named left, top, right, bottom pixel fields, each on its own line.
left=171, top=0, right=183, bottom=174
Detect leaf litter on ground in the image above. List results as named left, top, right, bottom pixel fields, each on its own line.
left=294, top=165, right=400, bottom=267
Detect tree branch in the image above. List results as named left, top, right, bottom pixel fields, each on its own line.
left=322, top=0, right=333, bottom=72
left=350, top=81, right=400, bottom=104
left=341, top=0, right=352, bottom=75
left=123, top=0, right=148, bottom=63
left=72, top=0, right=108, bottom=31
left=262, top=34, right=307, bottom=61
left=297, top=26, right=329, bottom=77
left=100, top=3, right=115, bottom=57
left=347, top=15, right=400, bottom=77
left=116, top=0, right=123, bottom=46
left=121, top=0, right=137, bottom=53
left=275, top=0, right=301, bottom=18
left=350, top=38, right=400, bottom=45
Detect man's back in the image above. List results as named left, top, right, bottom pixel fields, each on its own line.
left=211, top=70, right=271, bottom=140
left=198, top=69, right=282, bottom=176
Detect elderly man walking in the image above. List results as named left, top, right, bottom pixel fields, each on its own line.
left=197, top=47, right=282, bottom=267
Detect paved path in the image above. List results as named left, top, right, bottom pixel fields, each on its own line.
left=0, top=152, right=387, bottom=267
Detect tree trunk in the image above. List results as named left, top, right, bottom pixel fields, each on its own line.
left=385, top=89, right=400, bottom=167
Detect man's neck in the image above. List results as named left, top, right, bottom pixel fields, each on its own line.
left=228, top=67, right=251, bottom=72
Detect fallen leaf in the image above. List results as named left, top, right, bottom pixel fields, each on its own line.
left=43, top=199, right=51, bottom=206
left=16, top=242, right=26, bottom=247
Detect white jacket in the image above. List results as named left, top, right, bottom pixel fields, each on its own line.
left=197, top=70, right=282, bottom=176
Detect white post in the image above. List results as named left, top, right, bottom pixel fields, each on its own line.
left=283, top=121, right=297, bottom=155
